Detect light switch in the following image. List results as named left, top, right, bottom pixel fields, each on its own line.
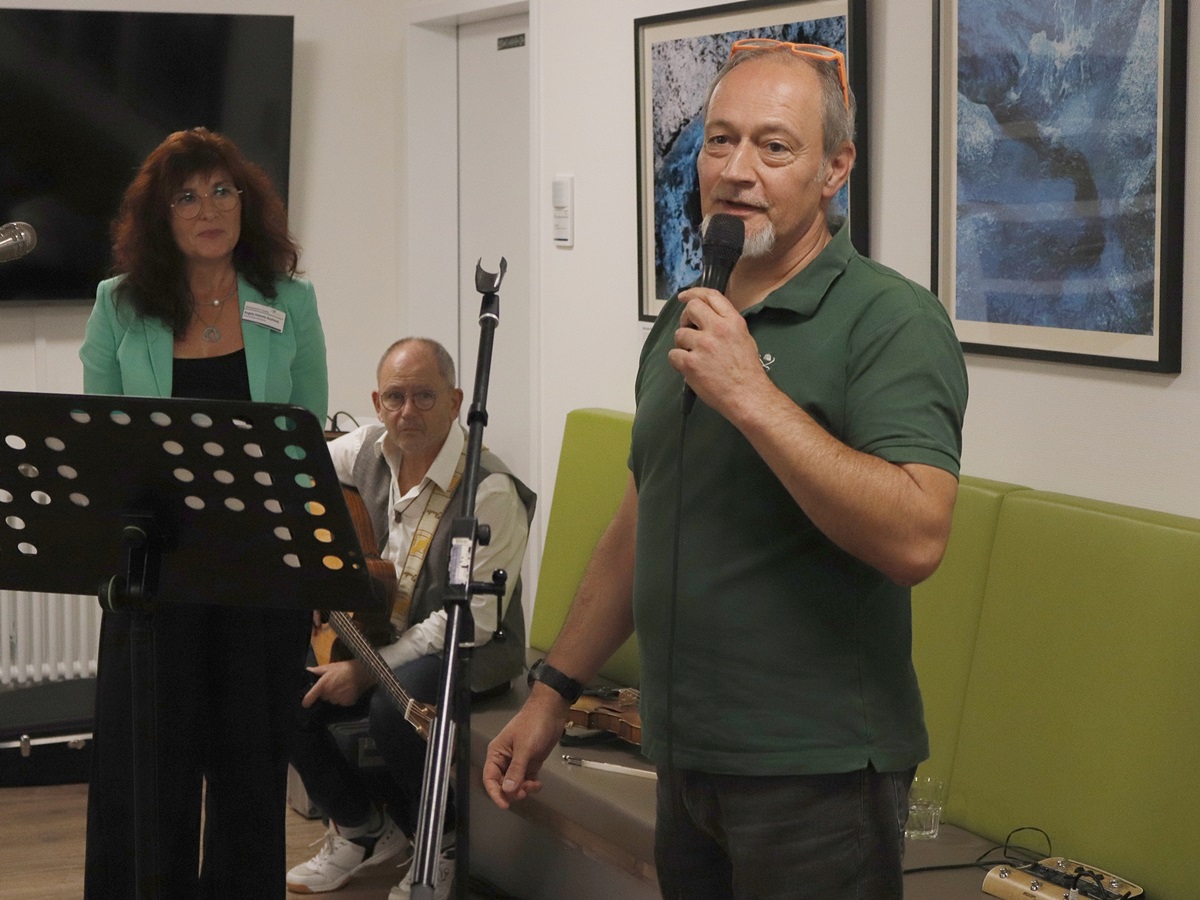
left=552, top=175, right=573, bottom=247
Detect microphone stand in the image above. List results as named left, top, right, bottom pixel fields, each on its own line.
left=409, top=258, right=509, bottom=900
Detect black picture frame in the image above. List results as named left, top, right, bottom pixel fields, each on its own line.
left=635, top=0, right=869, bottom=321
left=932, top=0, right=1186, bottom=372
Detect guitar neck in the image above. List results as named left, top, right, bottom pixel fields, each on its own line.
left=327, top=611, right=434, bottom=741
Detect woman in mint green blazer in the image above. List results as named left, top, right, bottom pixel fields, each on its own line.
left=79, top=128, right=328, bottom=899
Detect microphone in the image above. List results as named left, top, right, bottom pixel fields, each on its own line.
left=0, top=222, right=37, bottom=263
left=698, top=213, right=744, bottom=294
left=682, top=213, right=745, bottom=415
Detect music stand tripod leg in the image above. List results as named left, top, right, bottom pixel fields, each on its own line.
left=100, top=518, right=164, bottom=900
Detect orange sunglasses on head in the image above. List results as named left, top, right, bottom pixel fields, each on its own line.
left=728, top=39, right=850, bottom=112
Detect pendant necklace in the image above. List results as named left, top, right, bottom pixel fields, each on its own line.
left=194, top=279, right=238, bottom=343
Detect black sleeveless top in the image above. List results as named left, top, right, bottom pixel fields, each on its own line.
left=172, top=349, right=251, bottom=401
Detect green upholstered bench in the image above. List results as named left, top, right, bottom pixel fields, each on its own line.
left=907, top=488, right=1200, bottom=899
left=929, top=491, right=1200, bottom=900
left=470, top=408, right=1200, bottom=900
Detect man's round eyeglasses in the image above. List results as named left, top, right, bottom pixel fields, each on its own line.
left=171, top=185, right=243, bottom=219
left=379, top=389, right=441, bottom=412
left=728, top=39, right=850, bottom=113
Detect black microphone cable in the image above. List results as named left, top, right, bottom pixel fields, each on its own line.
left=666, top=213, right=745, bottom=803
left=663, top=396, right=689, bottom=799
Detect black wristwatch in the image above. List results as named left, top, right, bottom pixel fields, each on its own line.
left=527, top=657, right=584, bottom=704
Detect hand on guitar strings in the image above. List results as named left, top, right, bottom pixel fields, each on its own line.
left=302, top=658, right=377, bottom=708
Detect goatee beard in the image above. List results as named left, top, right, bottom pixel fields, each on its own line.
left=741, top=222, right=776, bottom=259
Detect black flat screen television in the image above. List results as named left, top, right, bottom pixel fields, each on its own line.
left=0, top=10, right=294, bottom=302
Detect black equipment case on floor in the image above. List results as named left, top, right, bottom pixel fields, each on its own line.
left=0, top=677, right=95, bottom=785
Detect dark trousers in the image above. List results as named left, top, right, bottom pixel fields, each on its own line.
left=84, top=602, right=310, bottom=899
left=289, top=653, right=445, bottom=838
left=654, top=765, right=915, bottom=900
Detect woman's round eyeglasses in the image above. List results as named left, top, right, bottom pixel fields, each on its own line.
left=171, top=185, right=242, bottom=219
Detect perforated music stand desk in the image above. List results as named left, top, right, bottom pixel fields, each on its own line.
left=0, top=390, right=380, bottom=899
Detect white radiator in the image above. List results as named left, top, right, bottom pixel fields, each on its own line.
left=0, top=591, right=101, bottom=687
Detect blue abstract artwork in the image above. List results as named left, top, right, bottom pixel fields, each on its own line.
left=646, top=17, right=848, bottom=307
left=954, top=0, right=1161, bottom=335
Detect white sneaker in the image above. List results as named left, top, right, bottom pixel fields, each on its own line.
left=388, top=844, right=454, bottom=900
left=286, top=816, right=410, bottom=894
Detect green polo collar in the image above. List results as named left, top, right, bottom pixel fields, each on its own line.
left=749, top=221, right=855, bottom=318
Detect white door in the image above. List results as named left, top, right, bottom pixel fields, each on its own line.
left=456, top=14, right=531, bottom=491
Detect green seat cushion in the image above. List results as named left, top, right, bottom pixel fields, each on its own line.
left=911, top=476, right=1026, bottom=789
left=530, top=408, right=640, bottom=687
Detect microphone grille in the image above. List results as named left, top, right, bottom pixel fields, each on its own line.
left=701, top=213, right=744, bottom=259
left=16, top=222, right=36, bottom=252
left=1, top=221, right=37, bottom=251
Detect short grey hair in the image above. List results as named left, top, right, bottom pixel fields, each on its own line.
left=376, top=337, right=457, bottom=386
left=703, top=46, right=857, bottom=160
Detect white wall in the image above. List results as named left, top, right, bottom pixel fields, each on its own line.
left=0, top=0, right=405, bottom=423
left=534, top=0, right=698, bottom=507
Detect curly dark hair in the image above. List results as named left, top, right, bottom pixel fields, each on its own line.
left=110, top=127, right=301, bottom=333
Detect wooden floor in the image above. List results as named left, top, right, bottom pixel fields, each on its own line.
left=0, top=782, right=431, bottom=899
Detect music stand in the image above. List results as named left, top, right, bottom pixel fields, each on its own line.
left=0, top=391, right=381, bottom=900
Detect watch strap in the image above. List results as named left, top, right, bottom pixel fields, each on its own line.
left=528, top=657, right=584, bottom=704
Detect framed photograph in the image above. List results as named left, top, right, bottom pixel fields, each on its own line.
left=933, top=0, right=1186, bottom=372
left=635, top=0, right=868, bottom=320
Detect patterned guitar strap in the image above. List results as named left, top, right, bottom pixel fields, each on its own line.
left=389, top=441, right=468, bottom=630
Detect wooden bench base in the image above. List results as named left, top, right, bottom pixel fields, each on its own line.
left=467, top=650, right=657, bottom=895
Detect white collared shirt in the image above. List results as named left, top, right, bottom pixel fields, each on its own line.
left=327, top=423, right=528, bottom=670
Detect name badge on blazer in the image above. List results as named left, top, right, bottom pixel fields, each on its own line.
left=242, top=301, right=287, bottom=333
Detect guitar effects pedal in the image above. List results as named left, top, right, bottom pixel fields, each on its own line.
left=983, top=857, right=1142, bottom=900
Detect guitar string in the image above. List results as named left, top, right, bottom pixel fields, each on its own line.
left=330, top=612, right=434, bottom=732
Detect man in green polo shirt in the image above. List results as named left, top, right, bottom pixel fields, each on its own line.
left=485, top=39, right=967, bottom=899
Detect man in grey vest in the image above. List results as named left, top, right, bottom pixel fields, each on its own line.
left=288, top=337, right=534, bottom=900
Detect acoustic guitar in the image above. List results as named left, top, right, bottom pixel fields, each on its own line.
left=315, top=484, right=436, bottom=741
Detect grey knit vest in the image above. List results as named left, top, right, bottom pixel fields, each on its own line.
left=349, top=424, right=535, bottom=692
